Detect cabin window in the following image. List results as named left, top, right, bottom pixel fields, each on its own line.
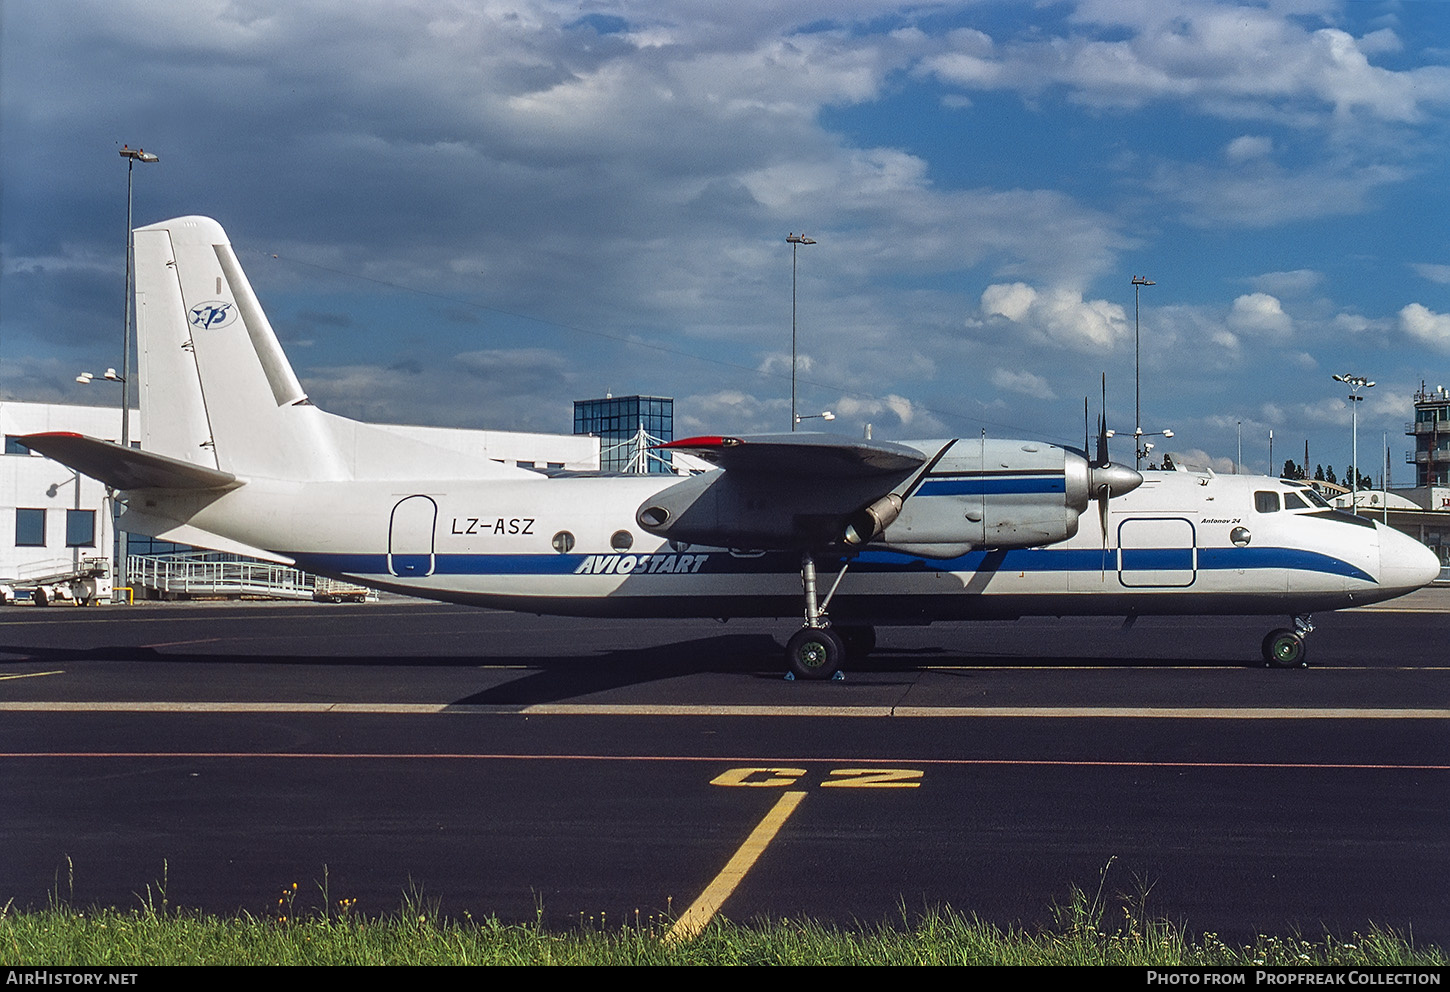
left=611, top=530, right=633, bottom=551
left=551, top=530, right=575, bottom=554
left=1282, top=492, right=1308, bottom=510
left=15, top=508, right=45, bottom=547
left=1254, top=491, right=1280, bottom=513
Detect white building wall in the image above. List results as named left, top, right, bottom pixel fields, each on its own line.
left=0, top=401, right=133, bottom=591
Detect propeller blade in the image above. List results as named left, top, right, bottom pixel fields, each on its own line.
left=1099, top=481, right=1111, bottom=578
left=1095, top=373, right=1109, bottom=467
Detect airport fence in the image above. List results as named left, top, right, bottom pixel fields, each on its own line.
left=127, top=552, right=372, bottom=602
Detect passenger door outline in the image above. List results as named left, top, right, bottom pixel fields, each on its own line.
left=388, top=495, right=437, bottom=577
left=1117, top=516, right=1196, bottom=588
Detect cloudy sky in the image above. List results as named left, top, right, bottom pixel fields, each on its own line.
left=4, top=0, right=1450, bottom=478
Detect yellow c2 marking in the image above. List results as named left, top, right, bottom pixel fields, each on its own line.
left=709, top=766, right=926, bottom=788
left=709, top=767, right=807, bottom=788
left=821, top=768, right=923, bottom=788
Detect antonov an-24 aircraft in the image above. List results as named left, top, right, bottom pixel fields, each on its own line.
left=20, top=216, right=1442, bottom=679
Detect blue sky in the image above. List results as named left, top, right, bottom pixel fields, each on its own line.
left=4, top=0, right=1450, bottom=479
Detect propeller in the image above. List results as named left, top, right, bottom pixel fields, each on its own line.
left=1087, top=373, right=1145, bottom=576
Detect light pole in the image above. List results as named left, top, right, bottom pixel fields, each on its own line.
left=1132, top=275, right=1155, bottom=469
left=117, top=145, right=158, bottom=602
left=1106, top=425, right=1173, bottom=466
left=787, top=233, right=816, bottom=431
left=794, top=411, right=835, bottom=427
left=1332, top=373, right=1374, bottom=512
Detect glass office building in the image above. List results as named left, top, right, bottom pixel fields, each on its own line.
left=573, top=395, right=674, bottom=473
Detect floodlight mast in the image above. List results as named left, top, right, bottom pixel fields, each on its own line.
left=1332, top=373, right=1375, bottom=512
left=116, top=145, right=159, bottom=603
left=1132, top=275, right=1155, bottom=469
left=787, top=233, right=816, bottom=431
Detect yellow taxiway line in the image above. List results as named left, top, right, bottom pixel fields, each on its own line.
left=665, top=789, right=808, bottom=943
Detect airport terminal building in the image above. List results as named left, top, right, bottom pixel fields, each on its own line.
left=573, top=394, right=675, bottom=473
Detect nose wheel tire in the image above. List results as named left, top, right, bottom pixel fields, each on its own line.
left=787, top=627, right=845, bottom=680
left=1261, top=628, right=1307, bottom=668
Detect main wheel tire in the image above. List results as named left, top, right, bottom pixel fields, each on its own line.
left=1261, top=628, right=1307, bottom=668
left=786, top=627, right=844, bottom=680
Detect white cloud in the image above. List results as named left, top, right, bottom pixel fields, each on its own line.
left=1228, top=293, right=1293, bottom=339
left=1225, top=135, right=1273, bottom=163
left=977, top=283, right=1127, bottom=352
left=834, top=393, right=917, bottom=426
left=1148, top=157, right=1407, bottom=228
left=1329, top=312, right=1376, bottom=336
left=1400, top=303, right=1450, bottom=352
left=676, top=388, right=788, bottom=435
left=1411, top=263, right=1450, bottom=285
left=1045, top=3, right=1450, bottom=124
left=1249, top=269, right=1322, bottom=297
left=990, top=368, right=1057, bottom=400
left=980, top=282, right=1037, bottom=323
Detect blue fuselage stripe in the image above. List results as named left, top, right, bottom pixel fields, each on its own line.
left=916, top=476, right=1065, bottom=496
left=288, top=545, right=1373, bottom=584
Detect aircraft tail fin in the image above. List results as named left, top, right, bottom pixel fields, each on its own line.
left=133, top=216, right=347, bottom=481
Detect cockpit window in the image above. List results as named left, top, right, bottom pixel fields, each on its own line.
left=1254, top=491, right=1280, bottom=513
left=1301, top=488, right=1331, bottom=508
left=1283, top=491, right=1308, bottom=510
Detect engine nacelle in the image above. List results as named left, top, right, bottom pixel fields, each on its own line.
left=636, top=437, right=1140, bottom=556
left=875, top=440, right=1137, bottom=557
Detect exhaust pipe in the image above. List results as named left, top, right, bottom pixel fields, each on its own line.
left=843, top=493, right=903, bottom=546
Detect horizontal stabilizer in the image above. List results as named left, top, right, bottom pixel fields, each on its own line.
left=18, top=432, right=242, bottom=491
left=659, top=433, right=924, bottom=478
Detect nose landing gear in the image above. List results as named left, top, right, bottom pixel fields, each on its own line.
left=1261, top=614, right=1313, bottom=668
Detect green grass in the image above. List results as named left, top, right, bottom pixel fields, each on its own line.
left=2, top=863, right=1444, bottom=966
left=3, top=902, right=1442, bottom=966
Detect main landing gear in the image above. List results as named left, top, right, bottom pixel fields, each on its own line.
left=1261, top=614, right=1314, bottom=668
left=785, top=552, right=875, bottom=681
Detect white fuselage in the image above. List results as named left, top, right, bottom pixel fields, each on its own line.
left=128, top=466, right=1440, bottom=623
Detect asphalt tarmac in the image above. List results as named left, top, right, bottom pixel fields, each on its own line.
left=1, top=596, right=1446, bottom=944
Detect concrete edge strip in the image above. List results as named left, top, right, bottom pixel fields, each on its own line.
left=0, top=701, right=1448, bottom=719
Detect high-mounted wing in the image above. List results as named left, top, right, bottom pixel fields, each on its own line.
left=659, top=433, right=925, bottom=477
left=639, top=432, right=930, bottom=550
left=18, top=432, right=242, bottom=491
left=639, top=431, right=1144, bottom=558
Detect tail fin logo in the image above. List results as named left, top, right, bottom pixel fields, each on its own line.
left=189, top=301, right=238, bottom=330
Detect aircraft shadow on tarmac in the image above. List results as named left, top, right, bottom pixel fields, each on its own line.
left=0, top=630, right=1256, bottom=707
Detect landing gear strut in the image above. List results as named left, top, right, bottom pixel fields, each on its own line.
left=785, top=552, right=859, bottom=681
left=1261, top=614, right=1313, bottom=668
